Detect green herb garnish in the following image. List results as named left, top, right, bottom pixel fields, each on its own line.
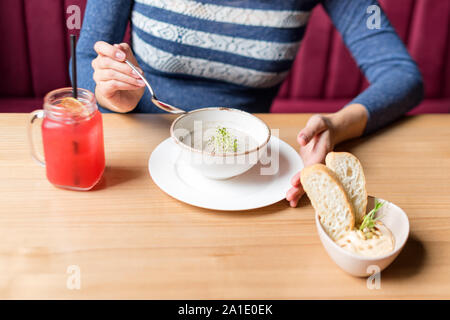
left=208, top=127, right=238, bottom=153
left=359, top=200, right=385, bottom=231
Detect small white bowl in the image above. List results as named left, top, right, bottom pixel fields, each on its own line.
left=315, top=196, right=410, bottom=277
left=170, top=107, right=271, bottom=180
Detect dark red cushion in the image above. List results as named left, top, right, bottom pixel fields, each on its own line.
left=0, top=98, right=44, bottom=113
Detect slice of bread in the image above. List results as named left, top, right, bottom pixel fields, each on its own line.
left=300, top=164, right=355, bottom=240
left=325, top=152, right=367, bottom=225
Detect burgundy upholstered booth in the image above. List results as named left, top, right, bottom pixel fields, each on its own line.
left=1, top=0, right=449, bottom=114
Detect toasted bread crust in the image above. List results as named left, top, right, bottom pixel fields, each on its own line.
left=325, top=152, right=368, bottom=224
left=301, top=164, right=356, bottom=239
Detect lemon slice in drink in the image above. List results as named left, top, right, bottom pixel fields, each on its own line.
left=59, top=97, right=88, bottom=116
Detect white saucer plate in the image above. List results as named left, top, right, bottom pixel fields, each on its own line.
left=149, top=136, right=303, bottom=211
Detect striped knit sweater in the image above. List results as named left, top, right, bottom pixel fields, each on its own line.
left=76, top=0, right=423, bottom=134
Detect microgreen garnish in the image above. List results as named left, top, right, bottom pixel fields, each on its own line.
left=208, top=127, right=238, bottom=153
left=359, top=200, right=385, bottom=231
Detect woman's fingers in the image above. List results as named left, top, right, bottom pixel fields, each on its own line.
left=286, top=184, right=304, bottom=201
left=92, top=42, right=144, bottom=93
left=94, top=41, right=126, bottom=61
left=92, top=42, right=145, bottom=113
left=115, top=43, right=131, bottom=55
left=92, top=42, right=145, bottom=91
left=93, top=41, right=144, bottom=79
left=290, top=171, right=301, bottom=187
left=114, top=43, right=140, bottom=65
left=288, top=115, right=335, bottom=208
left=286, top=185, right=305, bottom=207
left=290, top=187, right=305, bottom=207
left=297, top=115, right=328, bottom=146
left=97, top=80, right=144, bottom=96
left=93, top=56, right=142, bottom=79
left=94, top=68, right=145, bottom=87
left=286, top=186, right=298, bottom=201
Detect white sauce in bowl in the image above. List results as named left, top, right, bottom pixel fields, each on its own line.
left=336, top=223, right=395, bottom=257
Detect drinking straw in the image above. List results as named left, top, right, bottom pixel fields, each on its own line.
left=71, top=35, right=78, bottom=99
left=70, top=34, right=80, bottom=186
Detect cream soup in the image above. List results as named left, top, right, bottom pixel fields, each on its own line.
left=182, top=123, right=258, bottom=155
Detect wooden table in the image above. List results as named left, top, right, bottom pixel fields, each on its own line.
left=0, top=113, right=449, bottom=299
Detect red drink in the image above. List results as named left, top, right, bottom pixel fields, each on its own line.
left=42, top=109, right=105, bottom=189
left=29, top=88, right=105, bottom=190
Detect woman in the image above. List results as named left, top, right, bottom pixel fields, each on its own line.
left=76, top=0, right=423, bottom=207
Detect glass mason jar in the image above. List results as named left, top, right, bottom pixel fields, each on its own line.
left=28, top=88, right=105, bottom=190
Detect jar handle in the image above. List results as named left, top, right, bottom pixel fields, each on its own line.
left=28, top=110, right=46, bottom=167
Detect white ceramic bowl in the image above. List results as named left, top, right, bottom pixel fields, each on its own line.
left=316, top=196, right=410, bottom=277
left=170, top=107, right=271, bottom=180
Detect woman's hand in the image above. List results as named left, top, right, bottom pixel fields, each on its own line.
left=286, top=104, right=369, bottom=207
left=92, top=41, right=145, bottom=113
left=286, top=115, right=335, bottom=207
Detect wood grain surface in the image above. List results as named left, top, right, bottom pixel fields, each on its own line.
left=0, top=113, right=449, bottom=299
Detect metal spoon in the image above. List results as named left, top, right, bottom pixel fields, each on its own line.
left=125, top=60, right=186, bottom=114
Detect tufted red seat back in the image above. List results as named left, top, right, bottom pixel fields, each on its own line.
left=0, top=0, right=449, bottom=113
